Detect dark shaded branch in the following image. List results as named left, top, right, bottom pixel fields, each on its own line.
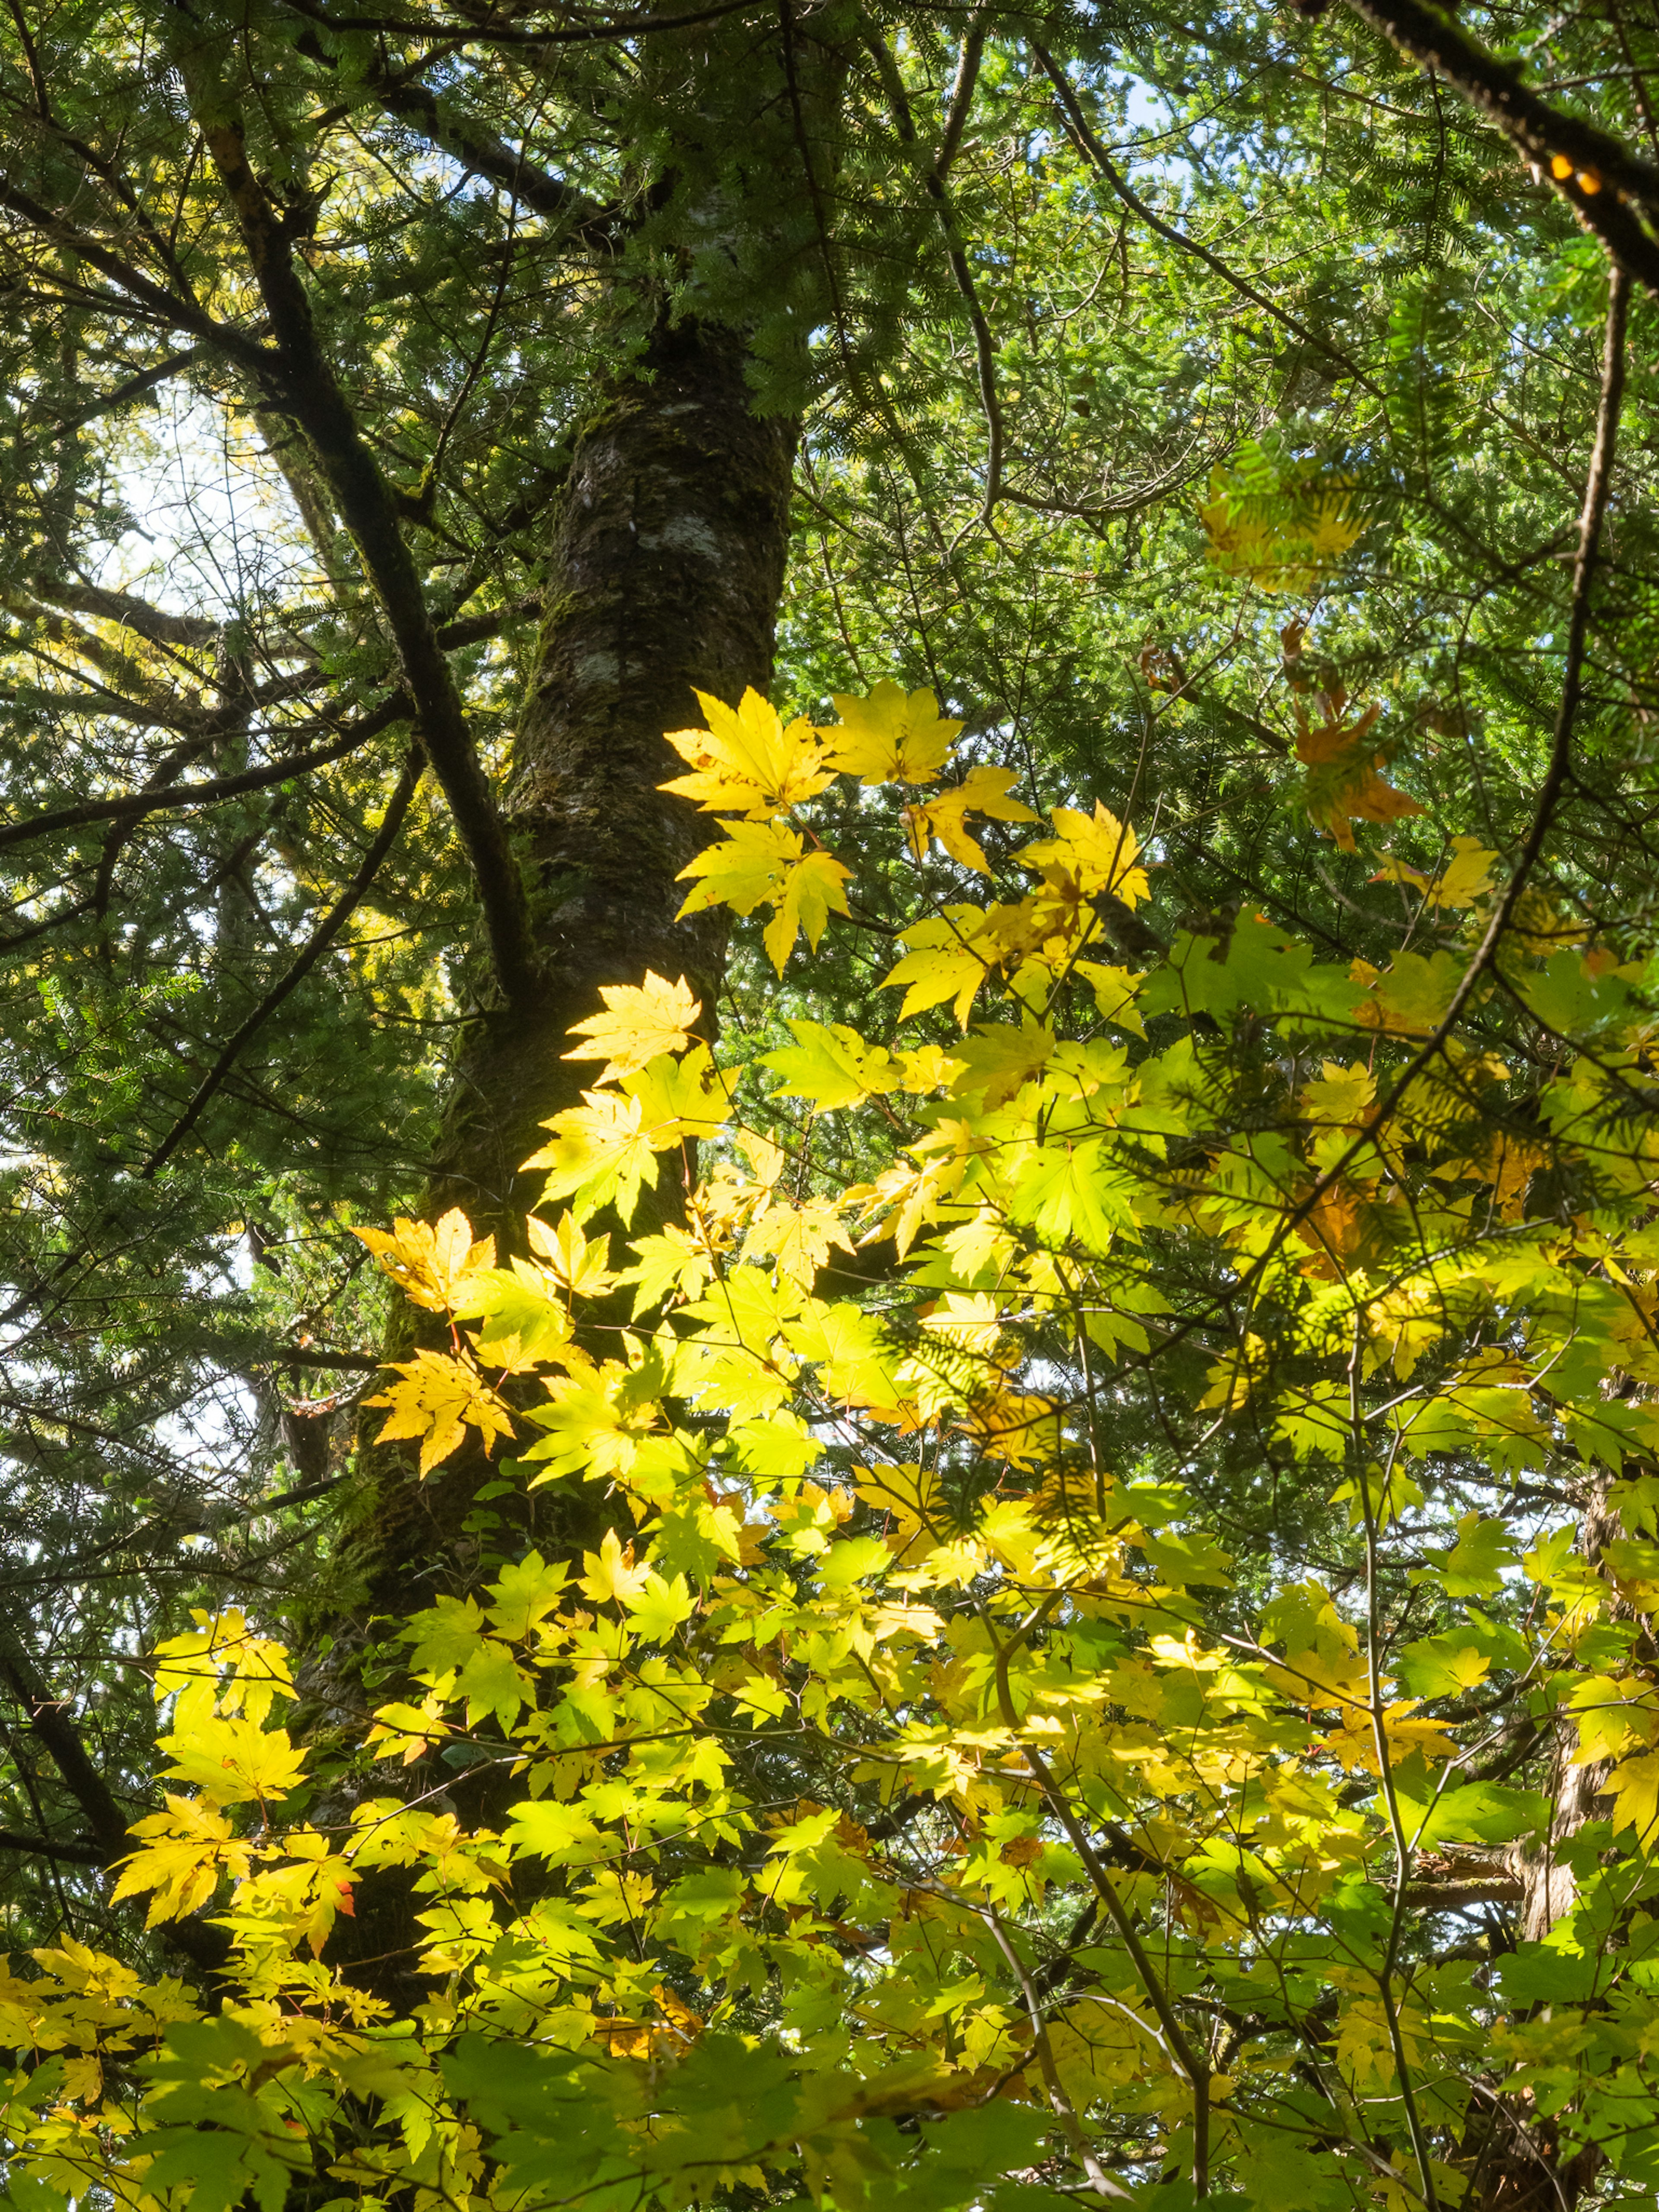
left=357, top=65, right=620, bottom=248
left=935, top=8, right=988, bottom=180
left=142, top=747, right=423, bottom=1176
left=0, top=180, right=275, bottom=373
left=1340, top=0, right=1659, bottom=203
left=0, top=1827, right=106, bottom=1866
left=860, top=19, right=1004, bottom=514
left=0, top=895, right=97, bottom=953
left=202, top=120, right=541, bottom=1006
left=1339, top=0, right=1659, bottom=295
left=275, top=0, right=760, bottom=46
left=0, top=690, right=410, bottom=855
left=269, top=1346, right=384, bottom=1372
left=28, top=346, right=202, bottom=438
left=32, top=578, right=220, bottom=648
left=0, top=1627, right=146, bottom=1861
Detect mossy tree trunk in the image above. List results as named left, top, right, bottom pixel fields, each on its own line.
left=352, top=311, right=796, bottom=1619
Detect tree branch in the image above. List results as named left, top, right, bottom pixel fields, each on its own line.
left=25, top=346, right=202, bottom=438
left=860, top=19, right=1005, bottom=517
left=31, top=578, right=220, bottom=648
left=353, top=63, right=620, bottom=248
left=1338, top=0, right=1659, bottom=296
left=273, top=0, right=760, bottom=47
left=1035, top=44, right=1384, bottom=399
left=0, top=180, right=276, bottom=373
left=0, top=1827, right=106, bottom=1866
left=0, top=691, right=411, bottom=855
left=200, top=120, right=541, bottom=1007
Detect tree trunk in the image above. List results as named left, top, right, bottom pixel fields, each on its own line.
left=353, top=311, right=795, bottom=1619
left=314, top=311, right=795, bottom=2001
left=429, top=312, right=797, bottom=1239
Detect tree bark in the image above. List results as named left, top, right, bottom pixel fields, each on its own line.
left=352, top=312, right=796, bottom=1623
left=428, top=312, right=797, bottom=1240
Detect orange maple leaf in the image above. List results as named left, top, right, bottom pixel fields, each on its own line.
left=1294, top=690, right=1422, bottom=851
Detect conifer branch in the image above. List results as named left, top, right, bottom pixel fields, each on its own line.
left=1338, top=0, right=1659, bottom=295
left=353, top=64, right=621, bottom=248
left=1035, top=45, right=1384, bottom=399
left=860, top=18, right=1005, bottom=518
left=142, top=748, right=423, bottom=1177
left=0, top=693, right=411, bottom=855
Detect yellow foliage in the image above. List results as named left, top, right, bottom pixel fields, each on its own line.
left=562, top=971, right=702, bottom=1080
left=820, top=677, right=963, bottom=785
left=662, top=686, right=833, bottom=818
left=352, top=1208, right=496, bottom=1312
left=365, top=1348, right=516, bottom=1474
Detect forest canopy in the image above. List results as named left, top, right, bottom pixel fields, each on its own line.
left=3, top=0, right=1659, bottom=2205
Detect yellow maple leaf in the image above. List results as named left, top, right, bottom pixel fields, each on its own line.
left=675, top=819, right=852, bottom=973
left=947, top=1017, right=1056, bottom=1108
left=763, top=849, right=854, bottom=974
left=526, top=1210, right=616, bottom=1300
left=60, top=2054, right=103, bottom=2106
left=526, top=1048, right=741, bottom=1224
left=903, top=765, right=1039, bottom=872
left=1431, top=837, right=1499, bottom=908
left=156, top=1712, right=308, bottom=1807
left=1072, top=959, right=1146, bottom=1035
left=526, top=1360, right=665, bottom=1484
left=579, top=1527, right=652, bottom=1607
left=525, top=1087, right=656, bottom=1223
left=1371, top=835, right=1497, bottom=912
left=351, top=1209, right=495, bottom=1313
left=1608, top=1750, right=1659, bottom=1841
left=1319, top=1700, right=1456, bottom=1775
left=1299, top=1061, right=1376, bottom=1128
left=152, top=1607, right=296, bottom=1733
left=562, top=972, right=702, bottom=1081
left=663, top=687, right=833, bottom=819
left=898, top=1042, right=965, bottom=1092
left=820, top=678, right=963, bottom=785
left=1351, top=949, right=1465, bottom=1038
left=744, top=1196, right=853, bottom=1286
left=1018, top=801, right=1150, bottom=906
left=113, top=1796, right=254, bottom=1926
left=1295, top=693, right=1423, bottom=852
left=676, top=816, right=799, bottom=914
left=881, top=909, right=995, bottom=1027
left=365, top=1348, right=516, bottom=1475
